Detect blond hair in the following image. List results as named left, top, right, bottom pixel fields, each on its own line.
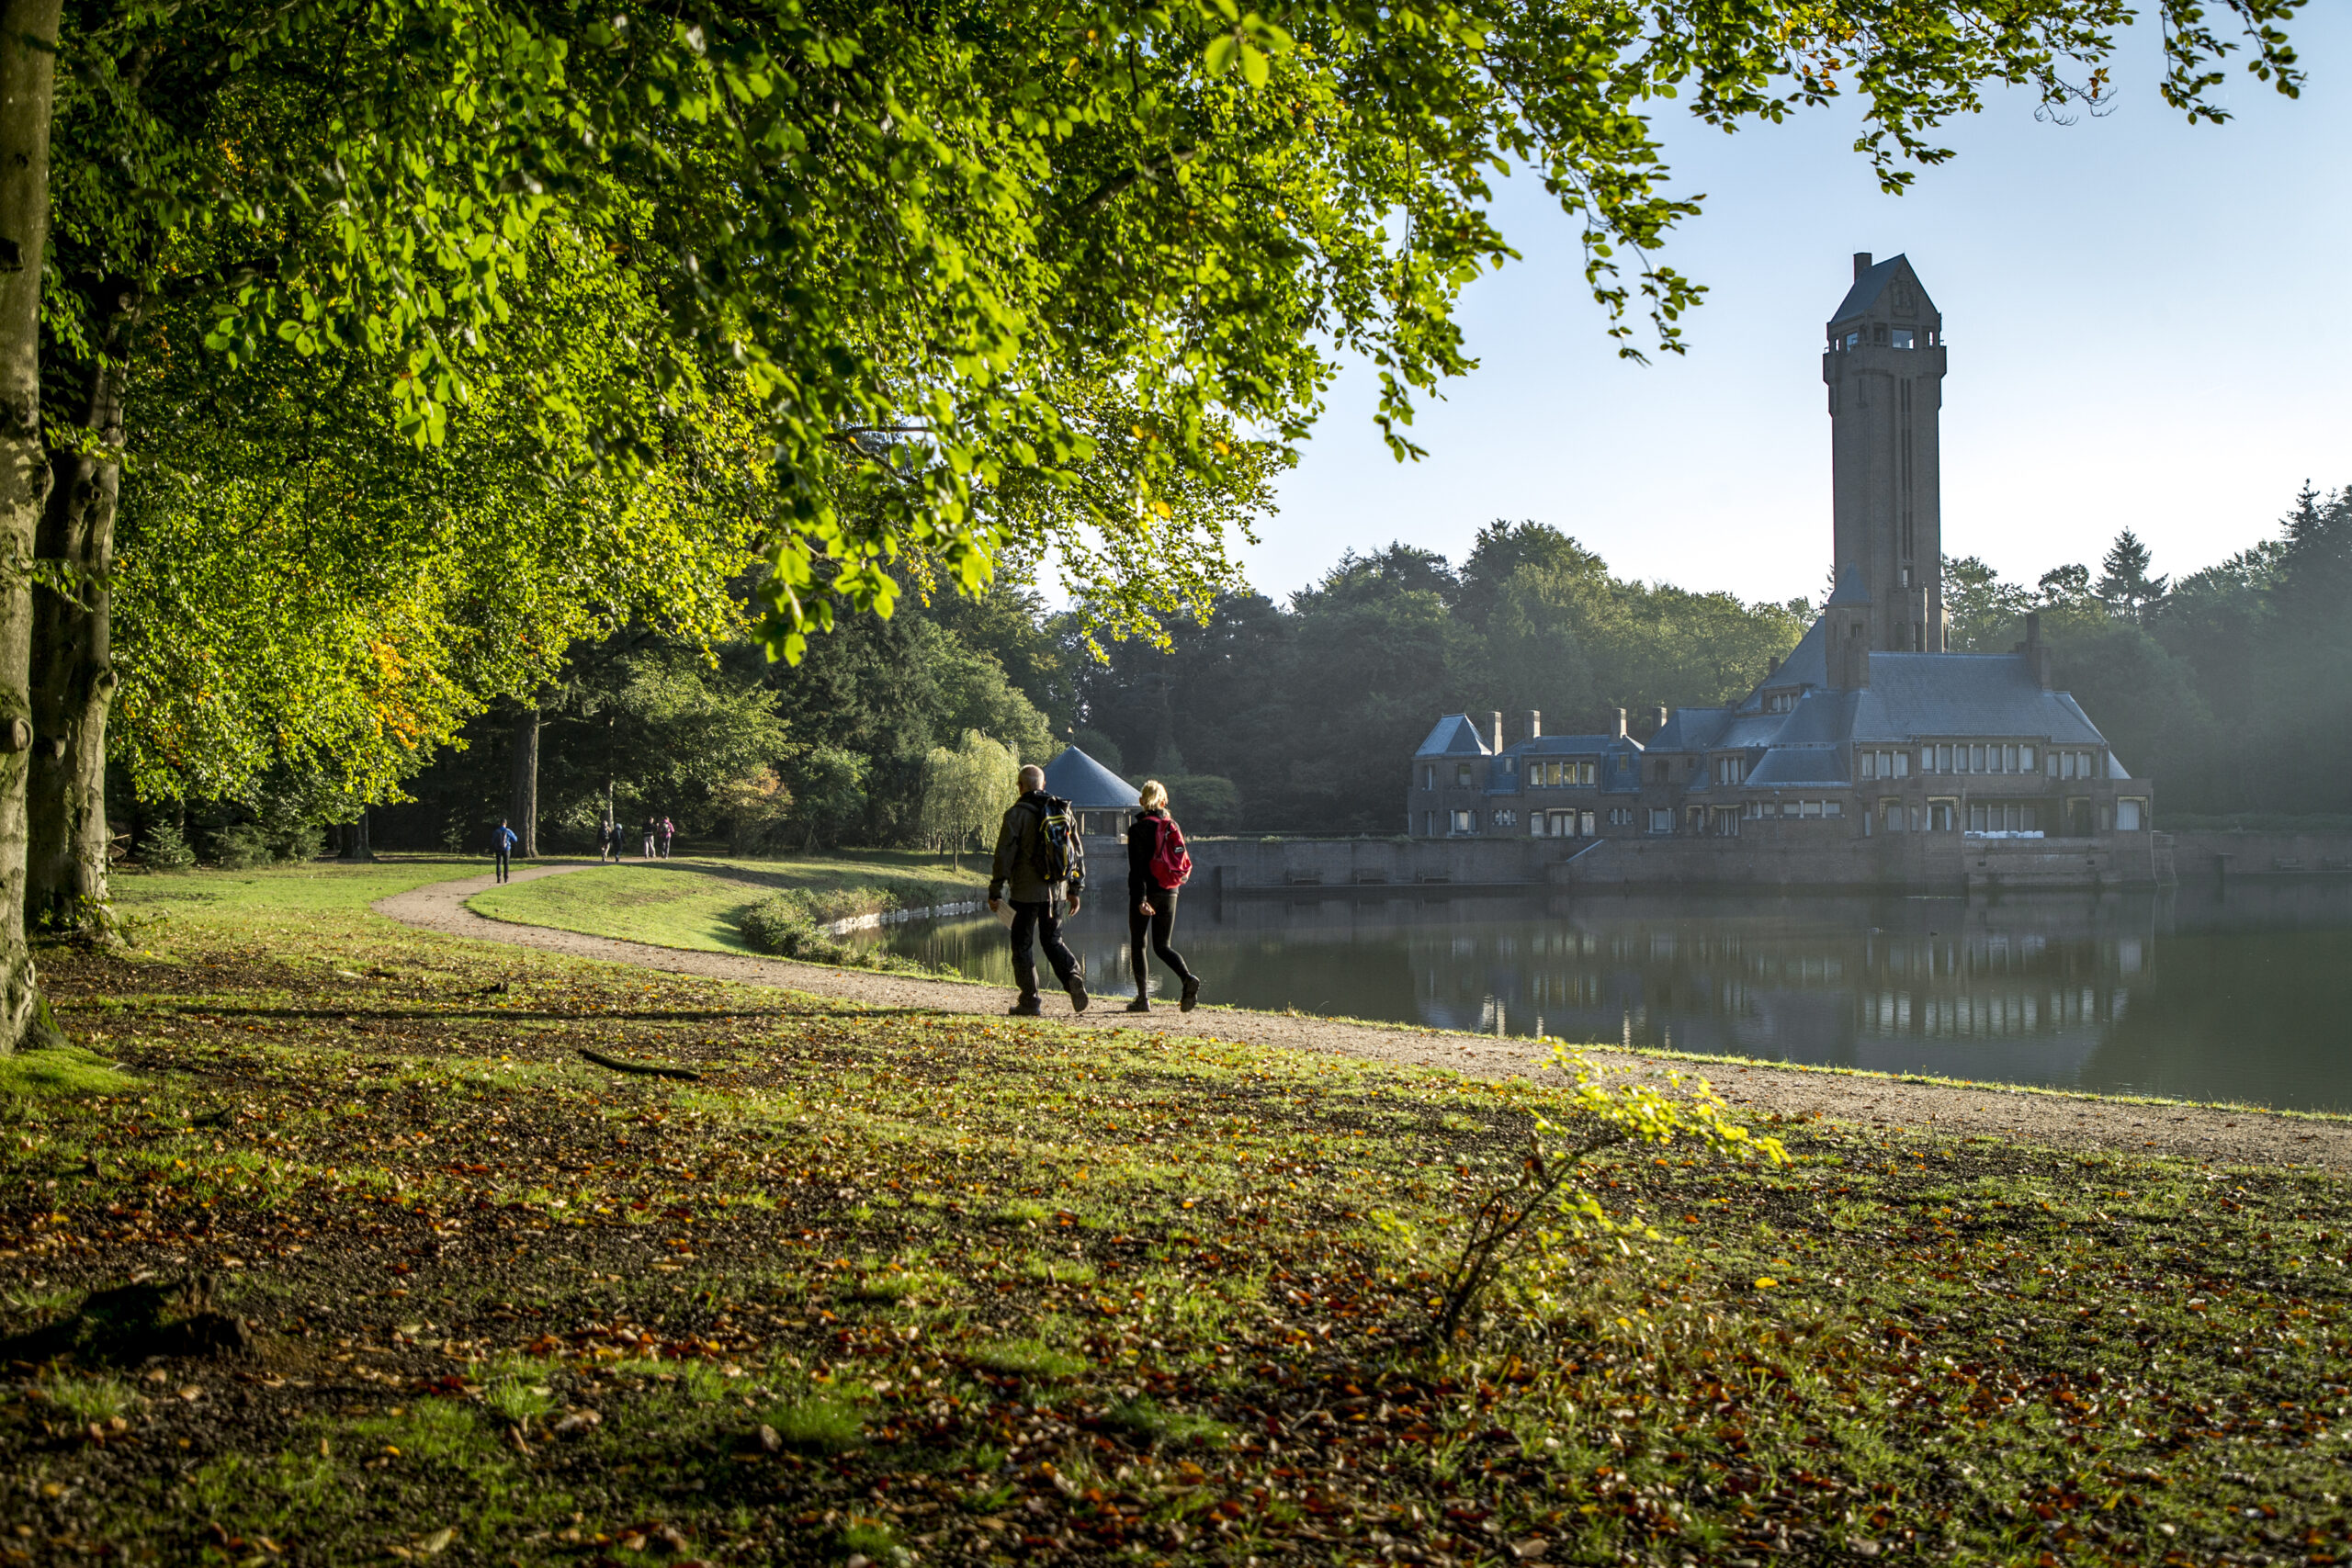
left=1137, top=779, right=1169, bottom=811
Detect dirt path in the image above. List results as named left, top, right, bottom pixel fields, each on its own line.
left=377, top=863, right=2352, bottom=1173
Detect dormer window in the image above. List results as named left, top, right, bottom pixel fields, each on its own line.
left=1890, top=328, right=1915, bottom=349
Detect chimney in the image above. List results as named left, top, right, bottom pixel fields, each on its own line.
left=1853, top=251, right=1872, bottom=280
left=1613, top=707, right=1628, bottom=739
left=1490, top=711, right=1505, bottom=755
left=1768, top=654, right=1781, bottom=678
left=1525, top=709, right=1542, bottom=742
left=1835, top=621, right=1872, bottom=689
left=2024, top=610, right=2052, bottom=689
left=1652, top=705, right=1668, bottom=735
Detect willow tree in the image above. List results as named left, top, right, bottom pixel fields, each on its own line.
left=0, top=0, right=2312, bottom=1052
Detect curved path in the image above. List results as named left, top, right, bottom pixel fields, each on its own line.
left=378, top=863, right=2352, bottom=1173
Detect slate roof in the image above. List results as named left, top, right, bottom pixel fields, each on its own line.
left=1824, top=566, right=1872, bottom=608
left=1414, top=715, right=1491, bottom=758
left=1850, top=655, right=2109, bottom=745
left=1042, top=747, right=1140, bottom=810
left=1516, top=734, right=1640, bottom=757
left=1641, top=611, right=2122, bottom=789
left=1829, top=254, right=1936, bottom=325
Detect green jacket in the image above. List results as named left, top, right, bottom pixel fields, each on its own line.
left=989, top=791, right=1085, bottom=903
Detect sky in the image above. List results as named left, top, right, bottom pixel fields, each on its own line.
left=1242, top=9, right=2352, bottom=608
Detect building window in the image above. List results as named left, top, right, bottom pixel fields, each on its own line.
left=1609, top=807, right=1634, bottom=828
left=1647, top=808, right=1674, bottom=834
left=2118, top=798, right=2145, bottom=830
left=1455, top=762, right=1474, bottom=788
left=1860, top=750, right=1875, bottom=781
left=1891, top=328, right=1915, bottom=349
left=1881, top=798, right=1905, bottom=832
left=2019, top=745, right=2035, bottom=773
left=1451, top=809, right=1475, bottom=835
left=1713, top=756, right=1746, bottom=786
left=1824, top=801, right=1844, bottom=818
left=1422, top=765, right=1435, bottom=791
left=1928, top=800, right=1956, bottom=831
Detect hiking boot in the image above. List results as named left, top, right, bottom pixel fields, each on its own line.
left=1066, top=976, right=1090, bottom=1014
left=1007, top=996, right=1043, bottom=1018
left=1181, top=976, right=1201, bottom=1012
left=1125, top=997, right=1152, bottom=1014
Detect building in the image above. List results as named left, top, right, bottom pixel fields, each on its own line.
left=1042, top=746, right=1140, bottom=839
left=1408, top=253, right=2152, bottom=870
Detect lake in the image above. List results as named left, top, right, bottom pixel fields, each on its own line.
left=860, top=880, right=2352, bottom=1112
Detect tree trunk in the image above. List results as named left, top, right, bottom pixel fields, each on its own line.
left=27, top=278, right=134, bottom=937
left=0, top=0, right=62, bottom=1050
left=509, top=705, right=539, bottom=858
left=339, top=809, right=373, bottom=862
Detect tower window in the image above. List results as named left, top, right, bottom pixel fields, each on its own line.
left=1872, top=323, right=1888, bottom=344
left=1891, top=328, right=1915, bottom=349
left=1846, top=332, right=1860, bottom=350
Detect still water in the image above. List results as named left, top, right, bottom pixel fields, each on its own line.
left=860, top=881, right=2352, bottom=1112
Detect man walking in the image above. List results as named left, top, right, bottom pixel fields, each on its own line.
left=492, top=818, right=518, bottom=884
left=988, top=764, right=1089, bottom=1017
left=661, top=817, right=676, bottom=858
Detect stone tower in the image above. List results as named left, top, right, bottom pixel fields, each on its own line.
left=1823, top=252, right=1947, bottom=651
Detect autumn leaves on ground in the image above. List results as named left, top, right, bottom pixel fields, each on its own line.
left=1, top=860, right=2346, bottom=1566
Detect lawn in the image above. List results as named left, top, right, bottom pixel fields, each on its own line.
left=0, top=858, right=2345, bottom=1565
left=468, top=852, right=989, bottom=957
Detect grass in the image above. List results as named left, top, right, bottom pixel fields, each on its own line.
left=0, top=853, right=2346, bottom=1565
left=466, top=850, right=985, bottom=960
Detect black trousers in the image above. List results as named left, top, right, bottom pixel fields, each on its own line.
left=494, top=847, right=511, bottom=883
left=1127, top=887, right=1194, bottom=992
left=1009, top=900, right=1081, bottom=998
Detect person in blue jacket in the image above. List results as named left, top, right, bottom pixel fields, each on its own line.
left=492, top=819, right=519, bottom=884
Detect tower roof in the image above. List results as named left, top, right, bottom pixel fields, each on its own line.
left=1413, top=714, right=1492, bottom=758
left=1829, top=253, right=1937, bottom=326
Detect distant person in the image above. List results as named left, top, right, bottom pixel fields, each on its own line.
left=642, top=816, right=659, bottom=859
left=661, top=817, right=676, bottom=858
left=492, top=818, right=518, bottom=885
left=987, top=764, right=1088, bottom=1018
left=1124, top=781, right=1200, bottom=1013
left=600, top=818, right=619, bottom=863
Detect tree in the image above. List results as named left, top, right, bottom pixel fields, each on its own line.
left=2038, top=564, right=2097, bottom=609
left=1943, top=555, right=2034, bottom=650
left=2096, top=529, right=2170, bottom=622
left=918, top=730, right=1021, bottom=864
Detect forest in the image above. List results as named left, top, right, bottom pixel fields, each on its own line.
left=349, top=490, right=2351, bottom=852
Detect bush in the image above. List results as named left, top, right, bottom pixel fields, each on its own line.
left=139, top=822, right=196, bottom=873
left=735, top=880, right=973, bottom=975
left=207, top=824, right=272, bottom=870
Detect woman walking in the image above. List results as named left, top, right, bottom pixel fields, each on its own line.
left=1125, top=780, right=1201, bottom=1013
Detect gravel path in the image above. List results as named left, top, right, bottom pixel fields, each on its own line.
left=377, top=862, right=2352, bottom=1173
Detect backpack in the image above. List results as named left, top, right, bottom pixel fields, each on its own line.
left=1147, top=814, right=1193, bottom=888
left=1027, top=795, right=1081, bottom=884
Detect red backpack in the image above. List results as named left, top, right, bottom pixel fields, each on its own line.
left=1148, top=814, right=1193, bottom=889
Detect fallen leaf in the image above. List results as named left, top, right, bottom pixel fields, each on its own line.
left=416, top=1527, right=455, bottom=1556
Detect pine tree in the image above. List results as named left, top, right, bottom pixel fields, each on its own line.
left=2095, top=530, right=2169, bottom=623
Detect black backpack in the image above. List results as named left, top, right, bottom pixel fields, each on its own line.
left=1027, top=794, right=1080, bottom=883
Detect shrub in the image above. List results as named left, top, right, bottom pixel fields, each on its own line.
left=1426, top=1047, right=1787, bottom=1347
left=208, top=824, right=272, bottom=870
left=139, top=822, right=195, bottom=872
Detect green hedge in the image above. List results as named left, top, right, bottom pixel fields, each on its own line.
left=734, top=878, right=977, bottom=974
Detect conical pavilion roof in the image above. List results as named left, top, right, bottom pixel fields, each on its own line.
left=1042, top=746, right=1140, bottom=810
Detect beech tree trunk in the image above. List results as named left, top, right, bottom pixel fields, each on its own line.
left=28, top=278, right=133, bottom=935
left=339, top=809, right=373, bottom=862
left=0, top=0, right=62, bottom=1049
left=509, top=705, right=539, bottom=858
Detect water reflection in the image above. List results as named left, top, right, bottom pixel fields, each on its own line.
left=865, top=882, right=2352, bottom=1111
